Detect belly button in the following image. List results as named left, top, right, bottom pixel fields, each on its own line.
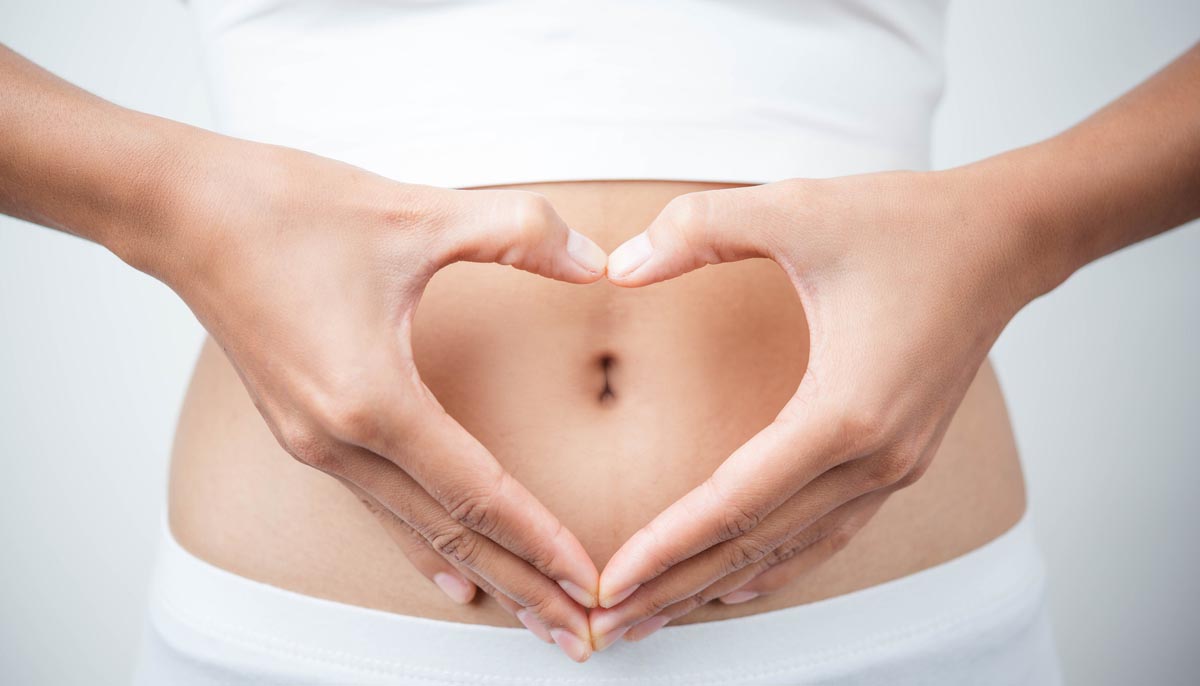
left=596, top=353, right=617, bottom=404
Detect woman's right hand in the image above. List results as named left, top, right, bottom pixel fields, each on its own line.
left=136, top=135, right=606, bottom=661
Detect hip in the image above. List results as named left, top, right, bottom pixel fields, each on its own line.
left=138, top=511, right=1059, bottom=684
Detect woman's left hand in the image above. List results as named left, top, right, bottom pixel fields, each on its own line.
left=588, top=166, right=1042, bottom=648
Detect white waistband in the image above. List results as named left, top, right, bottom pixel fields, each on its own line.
left=143, top=513, right=1055, bottom=685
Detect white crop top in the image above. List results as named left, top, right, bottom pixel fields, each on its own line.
left=189, top=0, right=948, bottom=188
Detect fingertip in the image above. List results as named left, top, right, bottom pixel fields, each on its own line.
left=606, top=232, right=653, bottom=281
left=516, top=608, right=555, bottom=643
left=596, top=545, right=643, bottom=608
left=598, top=582, right=639, bottom=609
left=591, top=624, right=630, bottom=652
left=624, top=614, right=670, bottom=642
left=587, top=605, right=639, bottom=648
left=566, top=228, right=608, bottom=278
left=719, top=590, right=759, bottom=605
left=549, top=529, right=601, bottom=607
left=433, top=572, right=476, bottom=605
left=550, top=628, right=592, bottom=663
left=558, top=579, right=598, bottom=608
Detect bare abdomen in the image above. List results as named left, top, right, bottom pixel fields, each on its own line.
left=168, top=180, right=1026, bottom=627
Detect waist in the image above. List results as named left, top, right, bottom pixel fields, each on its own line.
left=140, top=512, right=1057, bottom=685
left=168, top=180, right=1026, bottom=628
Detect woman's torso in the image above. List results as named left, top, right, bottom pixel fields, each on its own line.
left=169, top=179, right=1027, bottom=628
left=174, top=0, right=1019, bottom=629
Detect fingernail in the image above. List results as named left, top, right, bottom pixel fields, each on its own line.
left=516, top=609, right=554, bottom=643
left=625, top=615, right=670, bottom=642
left=566, top=229, right=608, bottom=275
left=719, top=590, right=759, bottom=605
left=550, top=628, right=591, bottom=663
left=433, top=572, right=475, bottom=605
left=558, top=579, right=597, bottom=608
left=587, top=608, right=622, bottom=639
left=600, top=583, right=639, bottom=609
left=607, top=233, right=652, bottom=279
left=592, top=623, right=631, bottom=651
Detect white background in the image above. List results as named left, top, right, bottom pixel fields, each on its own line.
left=1, top=0, right=1198, bottom=683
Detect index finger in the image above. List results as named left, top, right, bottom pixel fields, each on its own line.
left=597, top=400, right=848, bottom=607
left=365, top=390, right=600, bottom=607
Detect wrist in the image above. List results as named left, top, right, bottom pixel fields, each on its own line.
left=102, top=115, right=217, bottom=279
left=948, top=147, right=1084, bottom=315
left=113, top=120, right=284, bottom=293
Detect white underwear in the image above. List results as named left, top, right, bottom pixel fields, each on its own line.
left=134, top=513, right=1061, bottom=685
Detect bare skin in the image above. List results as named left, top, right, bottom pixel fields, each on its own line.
left=2, top=36, right=1198, bottom=661
left=170, top=179, right=1026, bottom=632
left=589, top=43, right=1200, bottom=645
left=0, top=44, right=609, bottom=660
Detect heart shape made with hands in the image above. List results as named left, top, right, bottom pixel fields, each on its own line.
left=405, top=184, right=838, bottom=652
left=399, top=184, right=811, bottom=649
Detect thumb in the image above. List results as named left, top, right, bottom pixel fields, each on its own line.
left=442, top=189, right=607, bottom=283
left=606, top=187, right=777, bottom=287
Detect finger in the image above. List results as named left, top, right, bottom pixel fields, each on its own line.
left=597, top=398, right=852, bottom=608
left=341, top=445, right=594, bottom=662
left=612, top=494, right=887, bottom=647
left=720, top=494, right=886, bottom=603
left=376, top=522, right=556, bottom=646
left=446, top=562, right=561, bottom=646
left=590, top=460, right=879, bottom=647
left=343, top=483, right=556, bottom=646
left=441, top=188, right=607, bottom=282
left=606, top=185, right=782, bottom=286
left=338, top=479, right=478, bottom=605
left=338, top=387, right=601, bottom=609
left=422, top=546, right=558, bottom=645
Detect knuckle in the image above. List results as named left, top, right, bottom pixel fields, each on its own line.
left=765, top=539, right=804, bottom=567
left=523, top=517, right=562, bottom=574
left=664, top=192, right=707, bottom=229
left=523, top=593, right=560, bottom=623
left=674, top=593, right=707, bottom=615
left=325, top=401, right=378, bottom=446
left=430, top=526, right=485, bottom=567
left=865, top=453, right=913, bottom=489
left=895, top=457, right=929, bottom=489
left=640, top=591, right=677, bottom=617
left=834, top=405, right=890, bottom=456
left=489, top=192, right=554, bottom=266
left=448, top=493, right=492, bottom=531
left=717, top=501, right=762, bottom=541
left=664, top=194, right=714, bottom=256
left=445, top=480, right=499, bottom=534
left=765, top=530, right=815, bottom=568
left=309, top=384, right=379, bottom=446
left=510, top=192, right=554, bottom=239
left=279, top=423, right=340, bottom=472
left=638, top=524, right=678, bottom=579
left=763, top=523, right=825, bottom=568
left=722, top=537, right=769, bottom=575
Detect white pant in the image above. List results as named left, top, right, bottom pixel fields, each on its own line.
left=134, top=513, right=1061, bottom=685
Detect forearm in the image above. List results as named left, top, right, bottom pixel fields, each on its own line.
left=0, top=45, right=206, bottom=274
left=976, top=42, right=1200, bottom=301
